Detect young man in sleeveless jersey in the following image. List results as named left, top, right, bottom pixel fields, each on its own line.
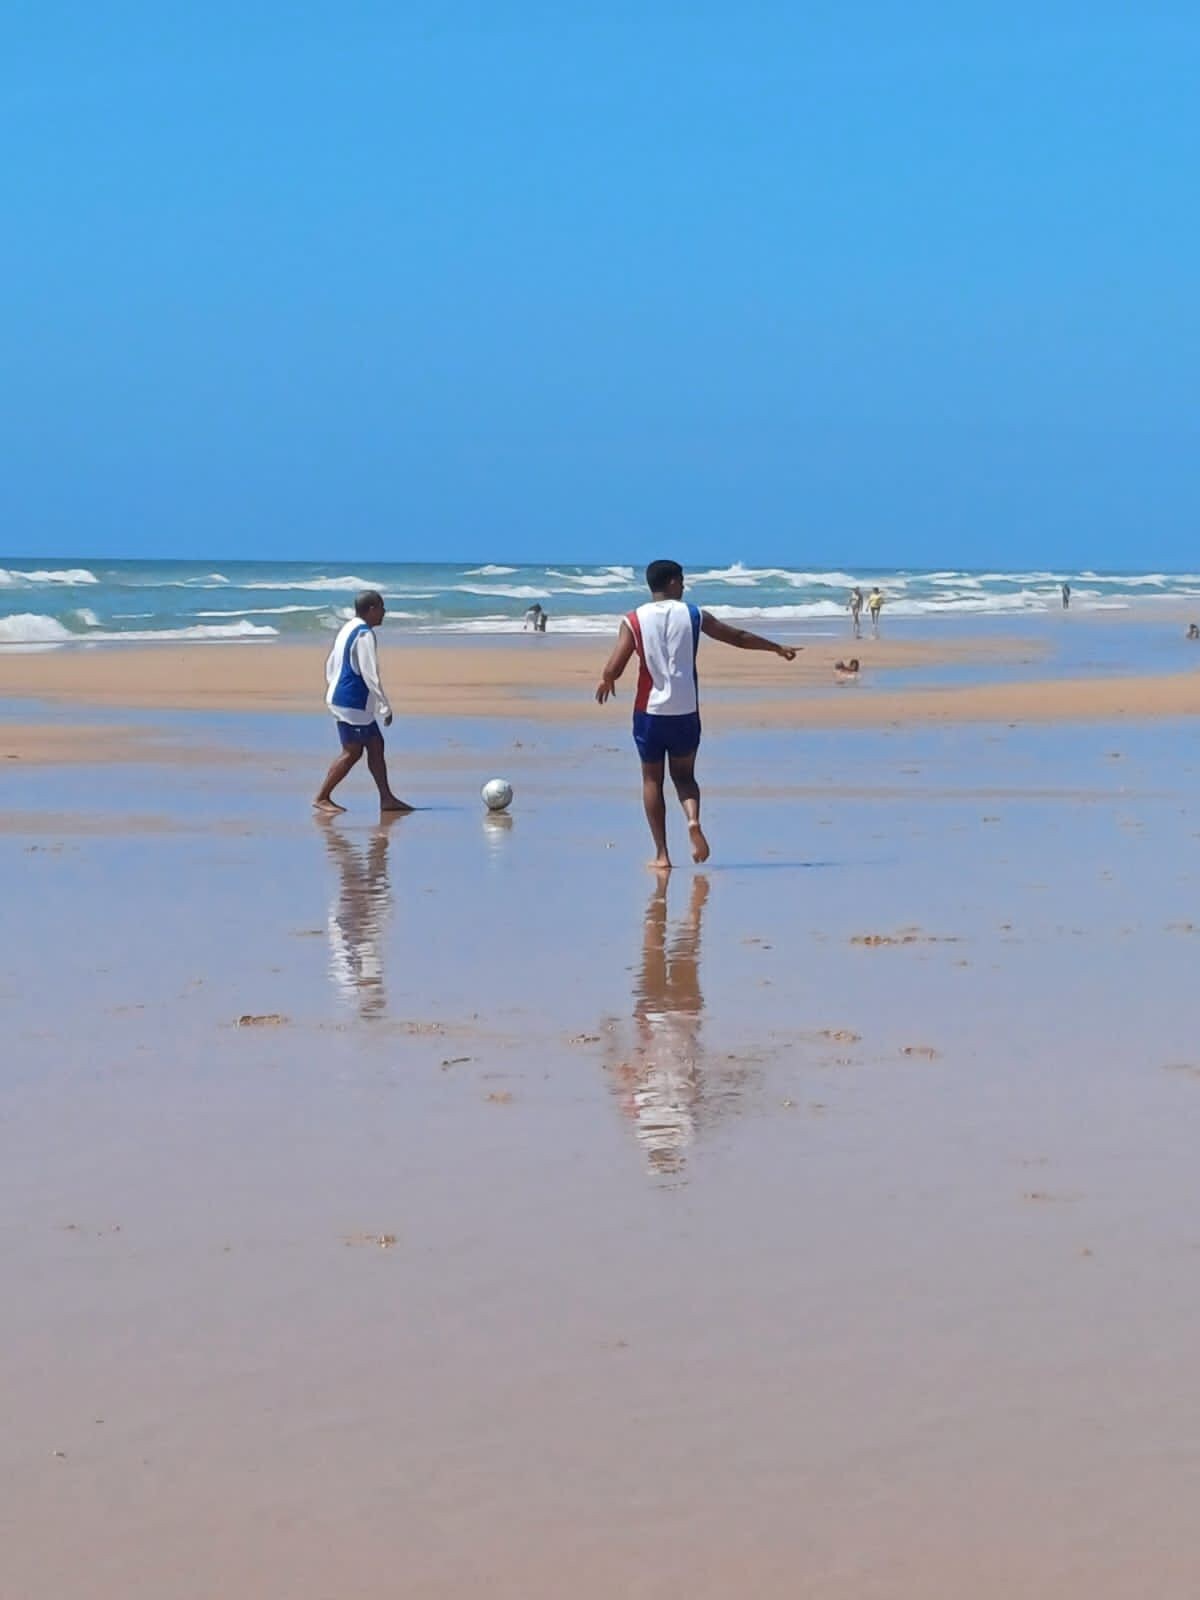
left=315, top=590, right=412, bottom=814
left=595, top=560, right=797, bottom=868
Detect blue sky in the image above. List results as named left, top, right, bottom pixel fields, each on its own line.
left=3, top=2, right=1197, bottom=566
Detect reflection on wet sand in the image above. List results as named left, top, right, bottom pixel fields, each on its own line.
left=610, top=875, right=709, bottom=1176
left=318, top=816, right=398, bottom=1019
left=481, top=810, right=513, bottom=862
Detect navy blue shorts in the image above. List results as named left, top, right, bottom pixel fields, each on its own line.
left=336, top=719, right=382, bottom=748
left=632, top=710, right=701, bottom=764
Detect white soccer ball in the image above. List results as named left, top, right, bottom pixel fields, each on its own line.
left=481, top=777, right=513, bottom=812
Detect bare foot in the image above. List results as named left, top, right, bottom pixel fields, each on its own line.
left=381, top=798, right=414, bottom=814
left=647, top=855, right=672, bottom=872
left=688, top=820, right=711, bottom=863
left=313, top=797, right=346, bottom=813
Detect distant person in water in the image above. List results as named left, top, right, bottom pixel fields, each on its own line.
left=314, top=590, right=411, bottom=815
left=835, top=657, right=860, bottom=678
left=1188, top=623, right=1199, bottom=640
left=849, top=586, right=864, bottom=637
left=868, top=588, right=884, bottom=632
left=1062, top=582, right=1071, bottom=610
left=595, top=559, right=798, bottom=870
left=524, top=602, right=548, bottom=632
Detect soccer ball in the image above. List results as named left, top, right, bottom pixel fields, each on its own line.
left=481, top=777, right=513, bottom=812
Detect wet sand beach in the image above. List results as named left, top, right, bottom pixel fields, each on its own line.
left=5, top=641, right=1200, bottom=1596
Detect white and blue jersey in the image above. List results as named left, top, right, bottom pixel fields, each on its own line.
left=325, top=618, right=392, bottom=727
left=622, top=598, right=703, bottom=762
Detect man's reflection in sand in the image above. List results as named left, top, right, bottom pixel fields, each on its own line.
left=611, top=874, right=709, bottom=1176
left=317, top=816, right=398, bottom=1019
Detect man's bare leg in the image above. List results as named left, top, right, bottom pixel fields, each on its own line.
left=669, top=751, right=709, bottom=863
left=365, top=734, right=413, bottom=813
left=315, top=743, right=363, bottom=812
left=641, top=759, right=671, bottom=869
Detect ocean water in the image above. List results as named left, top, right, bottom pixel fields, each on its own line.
left=2, top=558, right=1199, bottom=645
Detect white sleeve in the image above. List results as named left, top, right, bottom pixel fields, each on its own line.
left=355, top=630, right=391, bottom=718
left=325, top=643, right=338, bottom=686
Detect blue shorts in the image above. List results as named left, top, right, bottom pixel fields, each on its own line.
left=336, top=719, right=382, bottom=748
left=632, top=710, right=701, bottom=764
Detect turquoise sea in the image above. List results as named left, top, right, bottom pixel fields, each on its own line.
left=3, top=558, right=1200, bottom=646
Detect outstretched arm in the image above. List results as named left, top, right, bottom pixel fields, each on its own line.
left=701, top=611, right=797, bottom=660
left=596, top=621, right=636, bottom=703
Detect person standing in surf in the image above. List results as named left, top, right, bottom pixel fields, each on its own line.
left=315, top=590, right=411, bottom=815
left=595, top=560, right=797, bottom=869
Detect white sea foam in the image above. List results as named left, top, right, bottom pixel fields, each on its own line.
left=678, top=565, right=868, bottom=590
left=240, top=574, right=381, bottom=592
left=421, top=614, right=618, bottom=635
left=0, top=617, right=281, bottom=644
left=781, top=570, right=865, bottom=589
left=975, top=571, right=1069, bottom=583
left=707, top=602, right=846, bottom=620
left=465, top=564, right=518, bottom=576
left=192, top=604, right=329, bottom=617
left=69, top=608, right=102, bottom=627
left=882, top=591, right=1060, bottom=616
left=682, top=564, right=855, bottom=588
left=687, top=563, right=772, bottom=584
left=1076, top=572, right=1200, bottom=587
left=454, top=584, right=553, bottom=599
left=703, top=589, right=1110, bottom=619
left=0, top=612, right=75, bottom=643
left=425, top=607, right=851, bottom=634
left=155, top=577, right=237, bottom=588
left=546, top=567, right=638, bottom=588
left=0, top=567, right=99, bottom=586
left=92, top=620, right=280, bottom=642
left=153, top=572, right=233, bottom=586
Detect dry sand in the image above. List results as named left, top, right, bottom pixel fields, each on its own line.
left=3, top=636, right=1200, bottom=745
left=0, top=634, right=1037, bottom=714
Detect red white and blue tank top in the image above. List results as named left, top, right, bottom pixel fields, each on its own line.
left=623, top=600, right=703, bottom=716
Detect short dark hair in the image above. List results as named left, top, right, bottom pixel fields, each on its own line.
left=355, top=589, right=384, bottom=619
left=645, top=559, right=684, bottom=594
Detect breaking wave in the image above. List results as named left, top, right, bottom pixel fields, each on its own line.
left=0, top=567, right=99, bottom=587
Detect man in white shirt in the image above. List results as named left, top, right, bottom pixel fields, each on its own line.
left=314, top=590, right=411, bottom=814
left=595, top=559, right=797, bottom=868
